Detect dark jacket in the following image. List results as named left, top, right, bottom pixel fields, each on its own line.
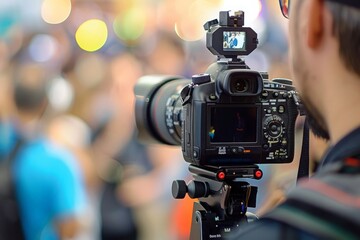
left=231, top=127, right=360, bottom=240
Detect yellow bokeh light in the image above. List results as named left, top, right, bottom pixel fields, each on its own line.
left=41, top=0, right=72, bottom=24
left=75, top=19, right=108, bottom=52
left=174, top=0, right=219, bottom=42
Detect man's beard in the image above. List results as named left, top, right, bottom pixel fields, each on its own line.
left=302, top=102, right=330, bottom=140
left=292, top=60, right=330, bottom=140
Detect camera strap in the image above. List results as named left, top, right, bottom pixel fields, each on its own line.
left=296, top=118, right=310, bottom=183
left=289, top=90, right=310, bottom=182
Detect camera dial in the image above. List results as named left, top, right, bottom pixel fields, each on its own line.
left=264, top=115, right=285, bottom=140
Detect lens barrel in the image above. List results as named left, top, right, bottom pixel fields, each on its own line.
left=134, top=76, right=190, bottom=145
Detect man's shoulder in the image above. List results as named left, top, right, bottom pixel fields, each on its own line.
left=262, top=171, right=360, bottom=240
left=16, top=138, right=78, bottom=175
left=21, top=138, right=72, bottom=160
left=233, top=169, right=360, bottom=239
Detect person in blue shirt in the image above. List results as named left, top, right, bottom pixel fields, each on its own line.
left=15, top=136, right=86, bottom=240
left=229, top=33, right=238, bottom=48
left=0, top=62, right=86, bottom=240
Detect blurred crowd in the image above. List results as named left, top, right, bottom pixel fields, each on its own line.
left=0, top=0, right=329, bottom=239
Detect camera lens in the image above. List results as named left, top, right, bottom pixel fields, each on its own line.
left=134, top=76, right=190, bottom=145
left=233, top=78, right=249, bottom=93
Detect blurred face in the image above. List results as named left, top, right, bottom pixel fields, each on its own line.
left=288, top=0, right=330, bottom=139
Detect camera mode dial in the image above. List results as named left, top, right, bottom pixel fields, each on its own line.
left=264, top=115, right=284, bottom=140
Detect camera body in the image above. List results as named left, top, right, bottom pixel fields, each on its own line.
left=181, top=61, right=298, bottom=166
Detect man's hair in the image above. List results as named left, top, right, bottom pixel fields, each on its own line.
left=326, top=2, right=360, bottom=76
left=12, top=62, right=49, bottom=112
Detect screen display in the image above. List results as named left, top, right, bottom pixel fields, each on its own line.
left=209, top=107, right=257, bottom=143
left=223, top=31, right=246, bottom=51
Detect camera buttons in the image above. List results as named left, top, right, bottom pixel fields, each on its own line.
left=254, top=169, right=263, bottom=180
left=230, top=147, right=238, bottom=154
left=278, top=105, right=285, bottom=113
left=263, top=144, right=269, bottom=150
left=217, top=171, right=226, bottom=181
left=230, top=147, right=245, bottom=154
left=193, top=149, right=199, bottom=159
left=261, top=91, right=269, bottom=98
left=209, top=94, right=217, bottom=101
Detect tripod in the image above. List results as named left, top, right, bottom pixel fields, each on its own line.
left=172, top=164, right=262, bottom=239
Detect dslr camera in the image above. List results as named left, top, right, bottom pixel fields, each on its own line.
left=135, top=11, right=299, bottom=169
left=135, top=10, right=303, bottom=239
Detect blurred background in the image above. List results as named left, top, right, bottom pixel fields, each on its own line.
left=0, top=0, right=321, bottom=240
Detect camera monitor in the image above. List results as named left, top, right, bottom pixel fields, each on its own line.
left=209, top=106, right=257, bottom=143
left=223, top=31, right=246, bottom=51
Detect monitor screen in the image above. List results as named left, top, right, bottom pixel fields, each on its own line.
left=223, top=31, right=246, bottom=51
left=209, top=106, right=257, bottom=143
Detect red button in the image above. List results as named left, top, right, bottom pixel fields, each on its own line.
left=254, top=170, right=263, bottom=179
left=217, top=171, right=226, bottom=180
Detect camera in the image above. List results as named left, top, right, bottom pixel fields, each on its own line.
left=134, top=10, right=303, bottom=239
left=135, top=11, right=299, bottom=168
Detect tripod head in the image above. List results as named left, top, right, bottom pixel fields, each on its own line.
left=172, top=165, right=261, bottom=239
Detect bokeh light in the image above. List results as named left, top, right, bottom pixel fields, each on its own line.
left=47, top=76, right=74, bottom=112
left=0, top=10, right=18, bottom=38
left=220, top=0, right=262, bottom=24
left=174, top=0, right=219, bottom=42
left=113, top=7, right=146, bottom=43
left=28, top=34, right=58, bottom=62
left=75, top=19, right=108, bottom=52
left=41, top=0, right=72, bottom=24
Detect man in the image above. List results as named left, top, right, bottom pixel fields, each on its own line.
left=232, top=0, right=360, bottom=239
left=229, top=33, right=238, bottom=48
left=0, top=62, right=86, bottom=240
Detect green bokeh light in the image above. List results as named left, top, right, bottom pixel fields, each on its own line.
left=113, top=8, right=146, bottom=42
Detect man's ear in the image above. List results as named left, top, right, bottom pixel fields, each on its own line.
left=307, top=0, right=325, bottom=48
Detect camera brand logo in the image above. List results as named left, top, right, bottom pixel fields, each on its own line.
left=209, top=234, right=222, bottom=239
left=218, top=147, right=227, bottom=155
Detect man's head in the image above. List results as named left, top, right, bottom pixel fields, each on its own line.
left=280, top=0, right=360, bottom=141
left=12, top=62, right=49, bottom=119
